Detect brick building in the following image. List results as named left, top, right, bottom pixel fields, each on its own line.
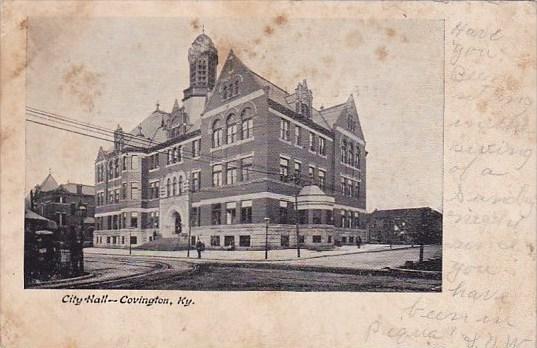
left=94, top=33, right=367, bottom=250
left=368, top=207, right=442, bottom=245
left=30, top=173, right=95, bottom=244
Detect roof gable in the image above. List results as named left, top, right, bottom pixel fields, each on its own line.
left=39, top=174, right=59, bottom=192
left=332, top=95, right=366, bottom=142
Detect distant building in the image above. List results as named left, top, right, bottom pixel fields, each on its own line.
left=30, top=173, right=95, bottom=244
left=368, top=207, right=442, bottom=244
left=93, top=32, right=368, bottom=250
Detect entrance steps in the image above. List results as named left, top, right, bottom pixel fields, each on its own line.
left=136, top=237, right=188, bottom=251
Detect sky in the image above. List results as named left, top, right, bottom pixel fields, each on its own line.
left=26, top=17, right=443, bottom=212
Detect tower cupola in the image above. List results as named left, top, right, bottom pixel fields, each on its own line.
left=183, top=32, right=218, bottom=101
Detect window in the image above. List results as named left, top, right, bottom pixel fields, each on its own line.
left=241, top=200, right=252, bottom=223
left=176, top=146, right=182, bottom=163
left=279, top=201, right=289, bottom=224
left=349, top=236, right=354, bottom=243
left=241, top=157, right=253, bottom=181
left=130, top=212, right=138, bottom=228
left=312, top=235, right=322, bottom=243
left=122, top=157, right=127, bottom=171
left=341, top=211, right=346, bottom=228
left=172, top=177, right=177, bottom=196
left=299, top=210, right=307, bottom=224
left=226, top=114, right=237, bottom=144
left=319, top=137, right=326, bottom=156
left=354, top=212, right=360, bottom=229
left=192, top=139, right=200, bottom=158
left=197, top=58, right=207, bottom=83
left=326, top=210, right=333, bottom=225
left=293, top=161, right=302, bottom=184
left=150, top=211, right=159, bottom=228
left=178, top=176, right=183, bottom=195
left=279, top=157, right=289, bottom=181
left=212, top=120, right=223, bottom=148
left=318, top=170, right=326, bottom=190
left=211, top=204, right=222, bottom=225
left=312, top=210, right=322, bottom=224
left=299, top=235, right=305, bottom=244
left=280, top=119, right=290, bottom=141
left=114, top=189, right=120, bottom=203
left=349, top=144, right=354, bottom=166
left=340, top=177, right=346, bottom=197
left=149, top=181, right=159, bottom=199
left=112, top=215, right=118, bottom=230
left=130, top=236, right=137, bottom=245
left=347, top=211, right=352, bottom=228
left=341, top=139, right=347, bottom=163
left=210, top=235, right=221, bottom=247
left=308, top=166, right=315, bottom=183
left=131, top=155, right=138, bottom=170
left=241, top=108, right=253, bottom=139
left=295, top=126, right=302, bottom=146
left=121, top=183, right=127, bottom=199
left=212, top=164, right=223, bottom=187
left=281, top=235, right=290, bottom=247
left=114, top=158, right=119, bottom=177
left=226, top=161, right=238, bottom=185
left=131, top=182, right=139, bottom=200
left=149, top=153, right=159, bottom=170
left=191, top=171, right=200, bottom=192
left=309, top=132, right=315, bottom=152
left=347, top=179, right=353, bottom=197
left=221, top=80, right=240, bottom=100
left=342, top=236, right=347, bottom=243
left=355, top=146, right=361, bottom=168
left=224, top=236, right=235, bottom=247
left=122, top=213, right=127, bottom=229
left=166, top=178, right=171, bottom=196
left=226, top=202, right=236, bottom=224
left=167, top=149, right=172, bottom=165
left=355, top=181, right=361, bottom=198
left=328, top=235, right=333, bottom=243
left=239, top=235, right=251, bottom=247
left=191, top=207, right=200, bottom=227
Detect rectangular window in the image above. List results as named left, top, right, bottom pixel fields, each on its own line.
left=121, top=236, right=125, bottom=244
left=226, top=202, right=236, bottom=224
left=192, top=139, right=200, bottom=158
left=131, top=155, right=138, bottom=170
left=226, top=162, right=238, bottom=185
left=130, top=236, right=137, bottom=245
left=240, top=200, right=252, bottom=223
left=114, top=189, right=120, bottom=203
left=308, top=166, right=315, bottom=183
left=280, top=119, right=290, bottom=140
left=299, top=210, right=307, bottom=224
left=309, top=132, right=315, bottom=152
left=312, top=235, right=322, bottom=243
left=294, top=161, right=301, bottom=184
left=167, top=149, right=172, bottom=165
left=191, top=207, right=200, bottom=227
left=130, top=212, right=138, bottom=228
left=227, top=123, right=237, bottom=144
left=280, top=157, right=289, bottom=181
left=122, top=157, right=127, bottom=171
left=122, top=213, right=127, bottom=228
left=131, top=182, right=139, bottom=200
left=319, top=137, right=326, bottom=156
left=279, top=200, right=289, bottom=224
left=347, top=179, right=353, bottom=197
left=210, top=235, right=221, bottom=247
left=312, top=210, right=322, bottom=224
left=318, top=170, right=326, bottom=190
left=294, top=126, right=302, bottom=145
left=239, top=235, right=251, bottom=247
left=340, top=177, right=346, bottom=197
left=108, top=190, right=113, bottom=204
left=240, top=157, right=253, bottom=181
left=121, top=183, right=127, bottom=199
left=281, top=235, right=290, bottom=247
left=355, top=181, right=361, bottom=198
left=191, top=171, right=200, bottom=192
left=177, top=146, right=182, bottom=163
left=224, top=236, right=235, bottom=247
left=328, top=235, right=333, bottom=243
left=299, top=235, right=305, bottom=244
left=211, top=204, right=222, bottom=225
left=212, top=164, right=223, bottom=187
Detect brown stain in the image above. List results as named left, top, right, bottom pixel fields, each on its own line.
left=0, top=126, right=14, bottom=149
left=253, top=38, right=262, bottom=45
left=273, top=14, right=288, bottom=26
left=385, top=27, right=396, bottom=38
left=59, top=64, right=104, bottom=112
left=375, top=46, right=389, bottom=62
left=504, top=75, right=521, bottom=92
left=517, top=53, right=535, bottom=71
left=19, top=17, right=28, bottom=31
left=264, top=25, right=274, bottom=36
left=476, top=100, right=488, bottom=113
left=400, top=34, right=409, bottom=43
left=345, top=30, right=363, bottom=48
left=190, top=18, right=200, bottom=31
left=527, top=242, right=535, bottom=256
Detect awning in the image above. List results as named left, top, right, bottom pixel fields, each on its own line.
left=25, top=209, right=58, bottom=229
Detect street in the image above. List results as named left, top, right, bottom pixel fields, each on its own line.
left=32, top=246, right=441, bottom=291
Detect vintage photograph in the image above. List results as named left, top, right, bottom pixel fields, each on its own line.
left=24, top=17, right=443, bottom=291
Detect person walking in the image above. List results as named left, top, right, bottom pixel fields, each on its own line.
left=196, top=239, right=203, bottom=259
left=357, top=236, right=362, bottom=249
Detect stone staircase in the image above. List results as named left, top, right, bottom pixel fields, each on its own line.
left=136, top=237, right=188, bottom=251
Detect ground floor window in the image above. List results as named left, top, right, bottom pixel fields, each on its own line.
left=191, top=236, right=196, bottom=246
left=130, top=236, right=137, bottom=245
left=299, top=235, right=305, bottom=244
left=239, top=235, right=251, bottom=247
left=224, top=236, right=235, bottom=246
left=328, top=235, right=332, bottom=243
left=312, top=235, right=322, bottom=243
left=121, top=236, right=125, bottom=244
left=342, top=237, right=347, bottom=243
left=211, top=235, right=220, bottom=246
left=106, top=237, right=111, bottom=244
left=349, top=236, right=354, bottom=243
left=281, top=235, right=289, bottom=247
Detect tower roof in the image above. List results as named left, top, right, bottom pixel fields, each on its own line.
left=188, top=33, right=217, bottom=63
left=38, top=173, right=59, bottom=192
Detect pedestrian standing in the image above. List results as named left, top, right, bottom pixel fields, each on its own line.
left=196, top=239, right=203, bottom=259
left=357, top=236, right=362, bottom=249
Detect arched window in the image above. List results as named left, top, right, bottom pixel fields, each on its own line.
left=212, top=119, right=223, bottom=148
left=172, top=177, right=177, bottom=196
left=241, top=107, right=253, bottom=139
left=226, top=114, right=237, bottom=144
left=166, top=178, right=171, bottom=197
left=178, top=176, right=183, bottom=196
left=232, top=80, right=239, bottom=96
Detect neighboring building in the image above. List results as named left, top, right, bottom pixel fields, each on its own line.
left=368, top=207, right=442, bottom=245
left=30, top=173, right=96, bottom=244
left=94, top=32, right=367, bottom=250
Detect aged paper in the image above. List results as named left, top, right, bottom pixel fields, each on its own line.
left=1, top=1, right=535, bottom=347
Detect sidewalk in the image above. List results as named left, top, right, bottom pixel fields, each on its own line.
left=84, top=244, right=413, bottom=262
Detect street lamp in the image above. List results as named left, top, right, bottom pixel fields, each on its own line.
left=264, top=217, right=270, bottom=260
left=77, top=201, right=87, bottom=274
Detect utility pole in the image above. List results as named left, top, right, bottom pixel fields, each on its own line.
left=295, top=190, right=301, bottom=258
left=264, top=217, right=270, bottom=260
left=129, top=230, right=132, bottom=255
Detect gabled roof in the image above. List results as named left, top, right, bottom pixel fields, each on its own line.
left=60, top=183, right=95, bottom=196
left=38, top=174, right=59, bottom=192
left=321, top=94, right=366, bottom=142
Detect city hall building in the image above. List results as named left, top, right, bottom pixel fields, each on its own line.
left=94, top=33, right=368, bottom=250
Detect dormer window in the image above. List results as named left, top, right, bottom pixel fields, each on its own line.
left=221, top=77, right=241, bottom=100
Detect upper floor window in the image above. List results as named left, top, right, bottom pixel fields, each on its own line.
left=212, top=119, right=223, bottom=148
left=347, top=113, right=356, bottom=131
left=341, top=139, right=347, bottom=163
left=192, top=139, right=200, bottom=158
left=319, top=137, right=326, bottom=156
left=241, top=107, right=253, bottom=140
left=197, top=58, right=207, bottom=84
left=131, top=182, right=139, bottom=200
left=191, top=171, right=200, bottom=192
left=279, top=157, right=289, bottom=181
left=122, top=157, right=127, bottom=171
left=318, top=169, right=326, bottom=190
left=293, top=161, right=302, bottom=183
left=172, top=177, right=177, bottom=196
left=308, top=166, right=315, bottom=182
left=355, top=146, right=361, bottom=168
left=226, top=114, right=237, bottom=144
left=309, top=132, right=315, bottom=152
left=212, top=164, right=223, bottom=187
left=166, top=178, right=171, bottom=197
left=280, top=119, right=290, bottom=141
left=241, top=157, right=253, bottom=181
left=295, top=126, right=302, bottom=146
left=349, top=145, right=354, bottom=166
left=178, top=176, right=184, bottom=196
left=222, top=79, right=240, bottom=100
left=149, top=153, right=159, bottom=170
left=131, top=155, right=139, bottom=170
left=226, top=161, right=238, bottom=185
